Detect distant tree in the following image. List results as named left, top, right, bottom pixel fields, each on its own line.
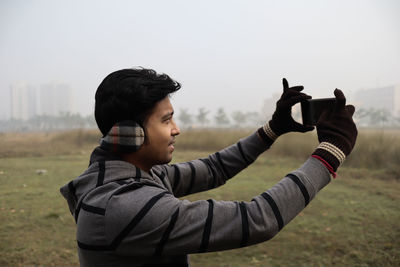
left=178, top=108, right=193, bottom=128
left=246, top=111, right=262, bottom=126
left=214, top=108, right=230, bottom=127
left=196, top=107, right=210, bottom=127
left=354, top=108, right=370, bottom=126
left=355, top=108, right=393, bottom=127
left=85, top=115, right=97, bottom=128
left=231, top=111, right=246, bottom=127
left=370, top=109, right=390, bottom=126
left=395, top=117, right=400, bottom=127
left=355, top=108, right=368, bottom=119
left=0, top=112, right=97, bottom=132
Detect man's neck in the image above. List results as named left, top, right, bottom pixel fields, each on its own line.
left=121, top=152, right=152, bottom=173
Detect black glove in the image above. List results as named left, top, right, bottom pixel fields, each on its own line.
left=258, top=78, right=314, bottom=144
left=312, top=89, right=358, bottom=172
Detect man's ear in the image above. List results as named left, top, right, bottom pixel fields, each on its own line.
left=99, top=121, right=145, bottom=153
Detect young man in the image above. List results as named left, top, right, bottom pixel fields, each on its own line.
left=60, top=68, right=357, bottom=266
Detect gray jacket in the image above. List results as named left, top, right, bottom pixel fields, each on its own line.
left=60, top=132, right=331, bottom=266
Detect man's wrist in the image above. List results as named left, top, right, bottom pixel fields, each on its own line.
left=311, top=155, right=337, bottom=178
left=263, top=121, right=279, bottom=140
left=257, top=123, right=276, bottom=146
left=312, top=142, right=346, bottom=172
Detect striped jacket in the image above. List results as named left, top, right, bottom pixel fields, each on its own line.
left=60, top=132, right=331, bottom=266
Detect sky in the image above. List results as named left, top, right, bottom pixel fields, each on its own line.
left=1, top=0, right=399, bottom=119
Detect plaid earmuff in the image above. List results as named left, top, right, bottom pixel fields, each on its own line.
left=100, top=121, right=145, bottom=153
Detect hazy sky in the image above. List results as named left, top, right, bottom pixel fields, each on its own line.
left=1, top=0, right=399, bottom=119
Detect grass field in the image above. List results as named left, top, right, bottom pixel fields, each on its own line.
left=0, top=129, right=399, bottom=266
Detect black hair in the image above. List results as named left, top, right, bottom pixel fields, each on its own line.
left=95, top=68, right=181, bottom=136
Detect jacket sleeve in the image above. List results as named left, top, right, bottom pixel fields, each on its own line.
left=159, top=131, right=271, bottom=197
left=105, top=157, right=331, bottom=257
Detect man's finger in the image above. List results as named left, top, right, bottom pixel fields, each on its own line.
left=288, top=85, right=304, bottom=92
left=286, top=94, right=312, bottom=106
left=282, top=78, right=289, bottom=91
left=283, top=89, right=308, bottom=98
left=334, top=89, right=346, bottom=110
left=296, top=123, right=315, bottom=132
left=346, top=105, right=355, bottom=116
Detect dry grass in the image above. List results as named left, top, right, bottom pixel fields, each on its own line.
left=0, top=129, right=101, bottom=158
left=1, top=128, right=399, bottom=179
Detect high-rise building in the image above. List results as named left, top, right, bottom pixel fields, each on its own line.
left=37, top=82, right=72, bottom=116
left=353, top=85, right=400, bottom=117
left=9, top=82, right=73, bottom=120
left=10, top=83, right=37, bottom=120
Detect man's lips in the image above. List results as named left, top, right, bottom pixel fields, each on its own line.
left=169, top=140, right=176, bottom=148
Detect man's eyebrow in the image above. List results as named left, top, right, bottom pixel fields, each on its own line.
left=161, top=111, right=174, bottom=120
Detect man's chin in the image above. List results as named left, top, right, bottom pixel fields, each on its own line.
left=157, top=155, right=173, bottom=165
left=166, top=155, right=173, bottom=164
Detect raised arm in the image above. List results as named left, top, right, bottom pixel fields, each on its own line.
left=158, top=78, right=315, bottom=197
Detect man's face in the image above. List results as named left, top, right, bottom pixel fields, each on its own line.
left=139, top=97, right=180, bottom=167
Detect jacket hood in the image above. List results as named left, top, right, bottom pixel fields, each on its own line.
left=59, top=146, right=156, bottom=217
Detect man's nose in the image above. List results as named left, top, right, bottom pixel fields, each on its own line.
left=171, top=119, right=180, bottom=136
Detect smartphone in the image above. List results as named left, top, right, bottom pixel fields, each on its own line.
left=301, top=98, right=336, bottom=126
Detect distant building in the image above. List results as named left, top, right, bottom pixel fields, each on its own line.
left=10, top=83, right=37, bottom=120
left=353, top=85, right=400, bottom=117
left=9, top=82, right=72, bottom=120
left=37, top=82, right=72, bottom=116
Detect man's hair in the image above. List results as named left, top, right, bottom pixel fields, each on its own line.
left=95, top=68, right=181, bottom=136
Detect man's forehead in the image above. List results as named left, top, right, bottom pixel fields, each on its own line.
left=152, top=97, right=174, bottom=117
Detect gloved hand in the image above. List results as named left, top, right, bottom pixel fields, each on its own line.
left=258, top=78, right=314, bottom=143
left=312, top=89, right=358, bottom=174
